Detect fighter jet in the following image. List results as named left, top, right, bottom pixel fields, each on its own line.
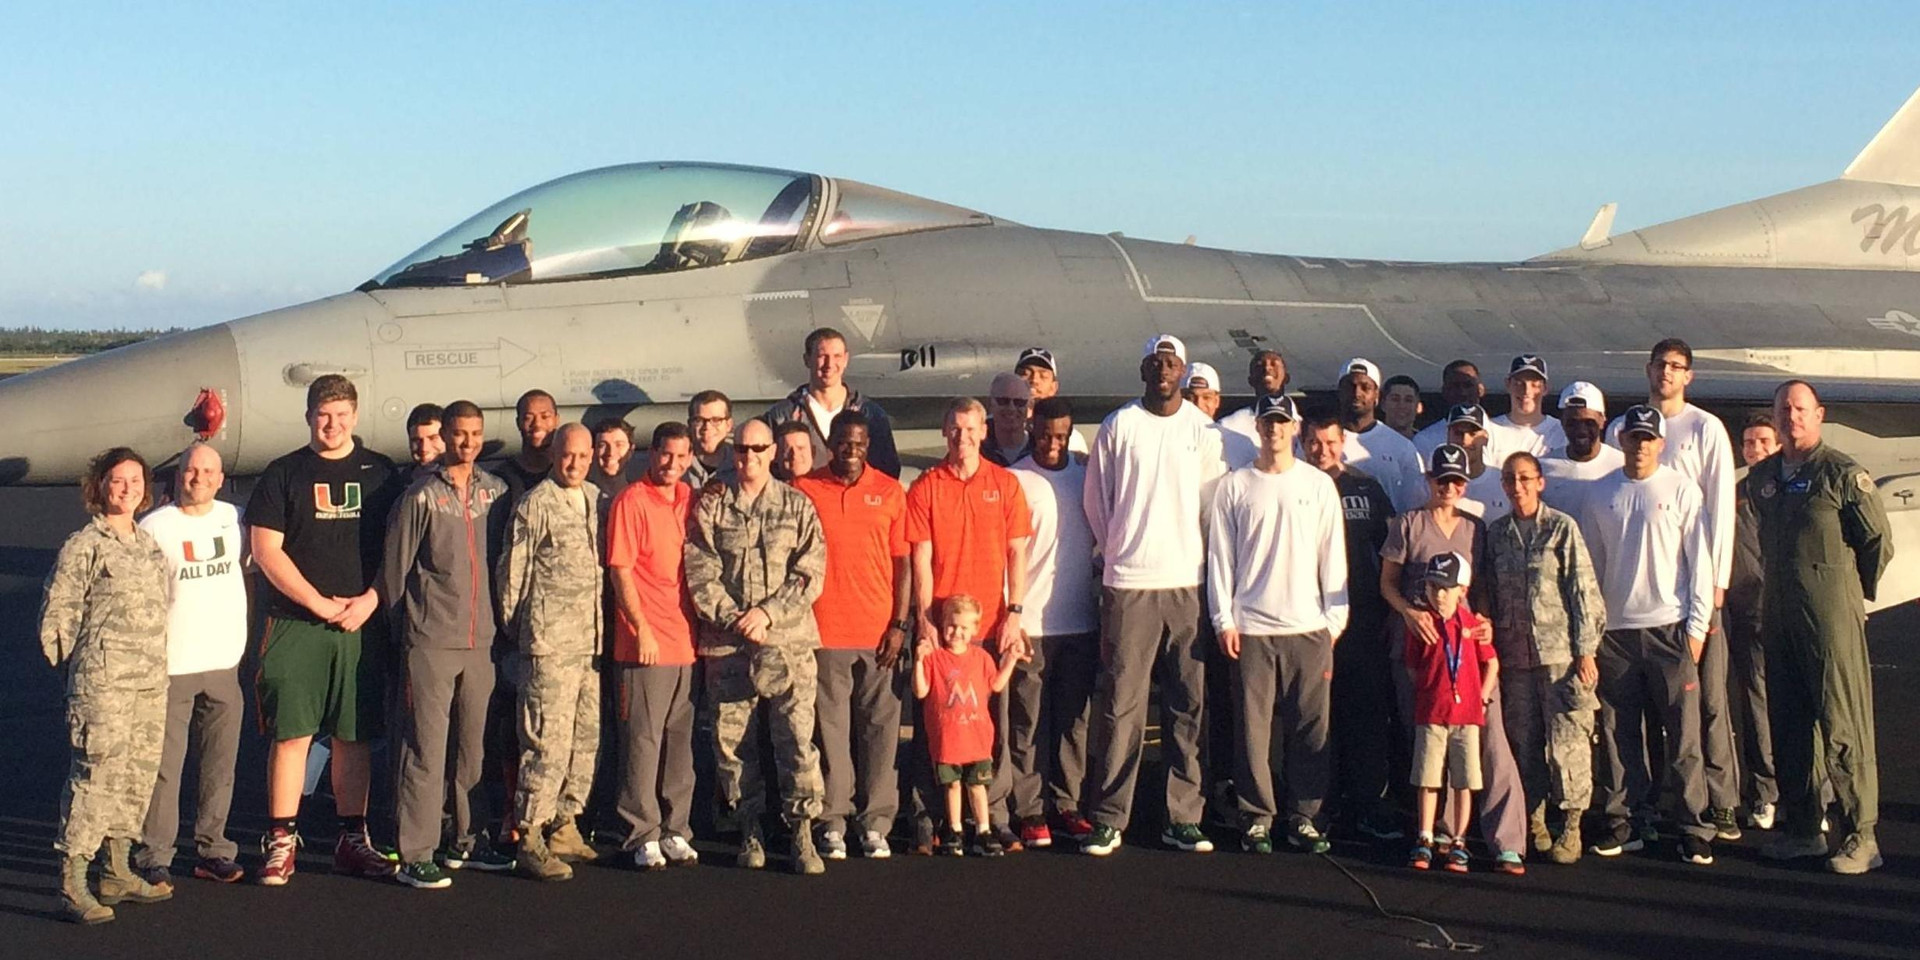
left=5, top=86, right=1920, bottom=598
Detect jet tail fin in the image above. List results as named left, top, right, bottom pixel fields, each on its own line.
left=1844, top=86, right=1920, bottom=187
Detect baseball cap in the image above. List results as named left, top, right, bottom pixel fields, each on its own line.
left=1183, top=362, right=1221, bottom=391
left=1559, top=381, right=1605, bottom=416
left=1143, top=334, right=1187, bottom=362
left=1428, top=443, right=1471, bottom=480
left=1016, top=347, right=1058, bottom=375
left=1424, top=551, right=1472, bottom=589
left=1254, top=393, right=1299, bottom=422
left=1338, top=357, right=1382, bottom=386
left=1509, top=354, right=1549, bottom=380
left=1620, top=404, right=1665, bottom=439
left=1447, top=403, right=1488, bottom=430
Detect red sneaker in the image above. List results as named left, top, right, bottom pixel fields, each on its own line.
left=334, top=830, right=399, bottom=879
left=258, top=830, right=300, bottom=887
left=1057, top=812, right=1095, bottom=843
left=1018, top=815, right=1053, bottom=849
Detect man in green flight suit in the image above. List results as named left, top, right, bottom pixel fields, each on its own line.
left=1747, top=379, right=1889, bottom=875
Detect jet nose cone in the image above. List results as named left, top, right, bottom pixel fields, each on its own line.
left=0, top=324, right=243, bottom=484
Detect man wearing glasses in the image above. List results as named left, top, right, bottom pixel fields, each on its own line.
left=683, top=390, right=736, bottom=489
left=983, top=372, right=1035, bottom=467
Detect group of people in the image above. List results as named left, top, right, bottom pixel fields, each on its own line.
left=39, top=324, right=1891, bottom=925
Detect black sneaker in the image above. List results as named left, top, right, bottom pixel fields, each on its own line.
left=940, top=827, right=966, bottom=858
left=395, top=860, right=452, bottom=889
left=1356, top=809, right=1405, bottom=841
left=1680, top=835, right=1714, bottom=865
left=970, top=830, right=1006, bottom=858
left=1590, top=821, right=1644, bottom=857
left=1710, top=808, right=1742, bottom=842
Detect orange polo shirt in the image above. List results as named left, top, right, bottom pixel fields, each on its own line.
left=794, top=466, right=909, bottom=650
left=905, top=458, right=1033, bottom=641
left=605, top=479, right=695, bottom=666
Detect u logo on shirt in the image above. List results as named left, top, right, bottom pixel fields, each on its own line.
left=863, top=494, right=885, bottom=507
left=982, top=490, right=1001, bottom=503
left=182, top=536, right=227, bottom=563
left=314, top=482, right=363, bottom=518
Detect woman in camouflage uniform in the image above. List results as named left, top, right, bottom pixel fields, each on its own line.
left=39, top=448, right=174, bottom=924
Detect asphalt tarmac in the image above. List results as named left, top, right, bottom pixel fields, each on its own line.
left=0, top=484, right=1914, bottom=960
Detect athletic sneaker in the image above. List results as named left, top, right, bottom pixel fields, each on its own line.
left=1493, top=851, right=1526, bottom=875
left=396, top=860, right=452, bottom=889
left=258, top=830, right=300, bottom=886
left=1018, top=815, right=1053, bottom=849
left=1287, top=822, right=1331, bottom=854
left=1162, top=823, right=1214, bottom=853
left=1711, top=808, right=1742, bottom=841
left=1827, top=833, right=1883, bottom=875
left=1445, top=840, right=1470, bottom=873
left=940, top=827, right=966, bottom=858
left=1408, top=838, right=1433, bottom=870
left=1590, top=822, right=1644, bottom=857
left=818, top=829, right=849, bottom=861
left=970, top=829, right=1006, bottom=858
left=439, top=838, right=515, bottom=872
left=1057, top=812, right=1095, bottom=843
left=194, top=857, right=245, bottom=883
left=661, top=835, right=700, bottom=866
left=1680, top=835, right=1714, bottom=866
left=1761, top=832, right=1829, bottom=861
left=1746, top=802, right=1777, bottom=831
left=1241, top=824, right=1273, bottom=855
left=1356, top=810, right=1404, bottom=841
left=861, top=830, right=892, bottom=860
left=1082, top=823, right=1123, bottom=857
left=333, top=830, right=397, bottom=878
left=910, top=818, right=936, bottom=857
left=634, top=841, right=667, bottom=871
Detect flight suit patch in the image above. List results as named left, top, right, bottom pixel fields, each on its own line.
left=1788, top=479, right=1812, bottom=494
left=1760, top=481, right=1777, bottom=499
left=1857, top=472, right=1875, bottom=493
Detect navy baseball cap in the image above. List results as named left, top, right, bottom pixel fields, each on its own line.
left=1621, top=404, right=1665, bottom=439
left=1016, top=347, right=1057, bottom=375
left=1254, top=393, right=1299, bottom=422
left=1428, top=443, right=1471, bottom=480
left=1447, top=403, right=1488, bottom=430
left=1509, top=354, right=1549, bottom=380
left=1424, top=551, right=1472, bottom=588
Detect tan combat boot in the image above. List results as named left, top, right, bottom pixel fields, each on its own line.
left=790, top=819, right=825, bottom=876
left=515, top=829, right=573, bottom=882
left=1528, top=803, right=1553, bottom=854
left=1549, top=820, right=1583, bottom=864
left=547, top=819, right=598, bottom=863
left=97, top=838, right=171, bottom=905
left=60, top=854, right=113, bottom=925
left=737, top=822, right=767, bottom=870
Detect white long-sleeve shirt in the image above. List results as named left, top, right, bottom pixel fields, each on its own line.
left=1206, top=461, right=1349, bottom=638
left=1012, top=455, right=1099, bottom=637
left=1216, top=408, right=1260, bottom=471
left=1492, top=413, right=1565, bottom=458
left=1084, top=399, right=1227, bottom=590
left=1605, top=403, right=1735, bottom=590
left=1540, top=444, right=1625, bottom=543
left=1577, top=465, right=1714, bottom=639
left=1345, top=421, right=1428, bottom=514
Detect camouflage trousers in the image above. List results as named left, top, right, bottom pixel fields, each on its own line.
left=513, top=653, right=601, bottom=830
left=1501, top=661, right=1598, bottom=813
left=707, top=645, right=824, bottom=827
left=59, top=687, right=167, bottom=855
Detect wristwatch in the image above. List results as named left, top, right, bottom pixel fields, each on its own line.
left=891, top=619, right=912, bottom=632
left=1006, top=603, right=1025, bottom=614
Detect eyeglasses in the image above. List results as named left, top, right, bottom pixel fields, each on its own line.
left=1504, top=473, right=1542, bottom=484
left=1650, top=360, right=1691, bottom=373
left=691, top=416, right=732, bottom=428
left=735, top=443, right=773, bottom=455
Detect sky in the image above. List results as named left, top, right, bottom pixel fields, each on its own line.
left=1, top=1, right=1913, bottom=330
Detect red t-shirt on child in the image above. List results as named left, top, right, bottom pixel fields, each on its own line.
left=921, top=644, right=998, bottom=765
left=1404, top=605, right=1496, bottom=726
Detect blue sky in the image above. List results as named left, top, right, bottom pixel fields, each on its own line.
left=1, top=1, right=1912, bottom=330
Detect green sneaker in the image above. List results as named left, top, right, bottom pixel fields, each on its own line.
left=1287, top=822, right=1332, bottom=855
left=1081, top=823, right=1123, bottom=857
left=395, top=860, right=451, bottom=889
left=438, top=839, right=516, bottom=873
left=1241, top=824, right=1273, bottom=855
left=1161, top=822, right=1215, bottom=853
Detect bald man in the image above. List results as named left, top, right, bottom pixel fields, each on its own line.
left=985, top=372, right=1035, bottom=467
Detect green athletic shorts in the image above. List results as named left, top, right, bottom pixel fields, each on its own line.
left=255, top=617, right=385, bottom=742
left=936, top=759, right=994, bottom=786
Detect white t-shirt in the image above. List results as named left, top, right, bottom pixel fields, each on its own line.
left=1216, top=408, right=1260, bottom=471
left=1084, top=399, right=1227, bottom=590
left=1577, top=465, right=1714, bottom=637
left=1411, top=420, right=1457, bottom=470
left=1345, top=421, right=1428, bottom=514
left=1011, top=455, right=1099, bottom=637
left=806, top=395, right=845, bottom=436
left=1206, top=461, right=1348, bottom=638
left=1492, top=413, right=1566, bottom=459
left=139, top=502, right=249, bottom=676
left=1462, top=465, right=1510, bottom=521
left=1540, top=444, right=1626, bottom=540
left=1604, top=402, right=1736, bottom=589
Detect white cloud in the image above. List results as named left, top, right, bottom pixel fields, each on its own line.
left=134, top=269, right=168, bottom=291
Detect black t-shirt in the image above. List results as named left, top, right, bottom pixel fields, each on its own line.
left=1336, top=466, right=1396, bottom=607
left=246, top=444, right=401, bottom=621
left=492, top=457, right=548, bottom=510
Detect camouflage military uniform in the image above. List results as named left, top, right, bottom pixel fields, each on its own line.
left=684, top=478, right=829, bottom=826
left=498, top=478, right=606, bottom=831
left=39, top=517, right=172, bottom=856
left=1487, top=505, right=1606, bottom=814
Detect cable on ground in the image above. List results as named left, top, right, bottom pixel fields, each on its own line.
left=1316, top=852, right=1485, bottom=953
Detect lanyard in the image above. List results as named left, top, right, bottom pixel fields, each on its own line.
left=1442, top=619, right=1464, bottom=704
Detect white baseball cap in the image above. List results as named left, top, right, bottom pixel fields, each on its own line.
left=1183, top=362, right=1221, bottom=391
left=1338, top=357, right=1382, bottom=387
left=1143, top=334, right=1187, bottom=361
left=1559, top=381, right=1605, bottom=416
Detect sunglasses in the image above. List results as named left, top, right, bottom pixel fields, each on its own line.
left=1434, top=476, right=1468, bottom=487
left=735, top=443, right=774, bottom=456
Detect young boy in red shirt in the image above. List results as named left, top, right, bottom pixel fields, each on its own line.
left=915, top=595, right=1024, bottom=857
left=1404, top=553, right=1500, bottom=873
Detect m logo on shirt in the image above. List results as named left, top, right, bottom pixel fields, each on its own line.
left=945, top=671, right=983, bottom=722
left=182, top=536, right=227, bottom=563
left=314, top=482, right=363, bottom=519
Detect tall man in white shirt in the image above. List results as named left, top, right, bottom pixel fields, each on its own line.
left=1492, top=354, right=1565, bottom=457
left=1207, top=395, right=1348, bottom=855
left=1215, top=349, right=1289, bottom=470
left=136, top=443, right=248, bottom=885
left=1579, top=405, right=1718, bottom=866
left=1540, top=382, right=1624, bottom=528
left=1006, top=397, right=1103, bottom=845
left=1081, top=334, right=1228, bottom=856
left=1338, top=358, right=1428, bottom=513
left=1606, top=339, right=1740, bottom=837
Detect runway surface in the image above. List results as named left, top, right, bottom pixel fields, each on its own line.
left=0, top=484, right=1914, bottom=960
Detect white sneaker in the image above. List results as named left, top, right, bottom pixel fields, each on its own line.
left=633, top=841, right=668, bottom=871
left=1746, top=802, right=1776, bottom=831
left=819, top=829, right=848, bottom=861
left=862, top=830, right=892, bottom=860
left=660, top=835, right=698, bottom=866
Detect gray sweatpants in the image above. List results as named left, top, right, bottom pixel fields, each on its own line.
left=1699, top=608, right=1739, bottom=810
left=813, top=649, right=902, bottom=837
left=137, top=668, right=242, bottom=867
left=1230, top=632, right=1333, bottom=831
left=1725, top=602, right=1778, bottom=808
left=396, top=646, right=496, bottom=862
left=1087, top=587, right=1208, bottom=830
left=1040, top=633, right=1099, bottom=816
left=990, top=651, right=1045, bottom=828
left=615, top=664, right=696, bottom=847
left=1597, top=624, right=1714, bottom=840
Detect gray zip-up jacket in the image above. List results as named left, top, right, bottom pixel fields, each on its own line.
left=497, top=477, right=606, bottom=658
left=1486, top=504, right=1605, bottom=667
left=384, top=464, right=509, bottom=651
left=759, top=385, right=901, bottom=478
